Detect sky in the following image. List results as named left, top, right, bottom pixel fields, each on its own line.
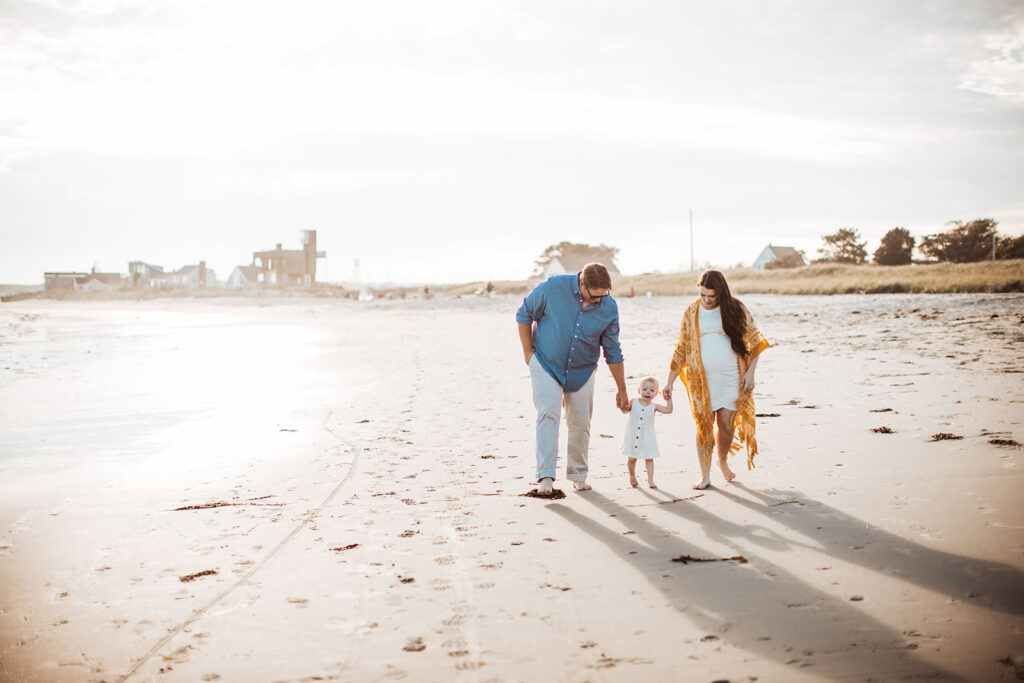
left=2, top=0, right=1023, bottom=285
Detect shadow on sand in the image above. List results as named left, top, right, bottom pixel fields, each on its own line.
left=547, top=484, right=997, bottom=682
left=717, top=482, right=1024, bottom=618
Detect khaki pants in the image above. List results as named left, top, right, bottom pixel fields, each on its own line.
left=530, top=354, right=595, bottom=482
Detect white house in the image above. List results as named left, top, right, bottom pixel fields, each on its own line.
left=128, top=261, right=168, bottom=288
left=75, top=272, right=122, bottom=292
left=751, top=244, right=805, bottom=271
left=541, top=254, right=621, bottom=279
left=168, top=262, right=216, bottom=288
left=227, top=265, right=262, bottom=289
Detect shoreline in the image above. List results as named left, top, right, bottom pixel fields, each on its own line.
left=5, top=258, right=1024, bottom=301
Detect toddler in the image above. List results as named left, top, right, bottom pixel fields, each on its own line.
left=622, top=376, right=673, bottom=488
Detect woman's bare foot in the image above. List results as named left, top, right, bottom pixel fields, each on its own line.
left=573, top=480, right=593, bottom=491
left=692, top=478, right=710, bottom=490
left=629, top=476, right=639, bottom=487
left=719, top=462, right=737, bottom=483
left=537, top=478, right=554, bottom=496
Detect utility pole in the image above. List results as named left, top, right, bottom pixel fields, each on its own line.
left=993, top=232, right=997, bottom=260
left=689, top=209, right=694, bottom=272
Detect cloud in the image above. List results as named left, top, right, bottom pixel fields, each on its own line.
left=0, top=0, right=965, bottom=169
left=959, top=18, right=1024, bottom=105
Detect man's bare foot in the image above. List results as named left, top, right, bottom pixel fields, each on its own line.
left=648, top=479, right=657, bottom=489
left=537, top=478, right=554, bottom=496
left=692, top=479, right=710, bottom=490
left=573, top=480, right=593, bottom=491
left=629, top=476, right=639, bottom=487
left=719, top=463, right=737, bottom=482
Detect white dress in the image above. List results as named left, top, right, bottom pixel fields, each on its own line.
left=621, top=400, right=659, bottom=460
left=698, top=305, right=740, bottom=412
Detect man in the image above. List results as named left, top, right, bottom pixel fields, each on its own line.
left=516, top=262, right=629, bottom=495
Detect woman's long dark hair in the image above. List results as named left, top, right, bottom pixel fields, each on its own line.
left=699, top=269, right=747, bottom=357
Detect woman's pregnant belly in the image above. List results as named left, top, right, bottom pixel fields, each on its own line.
left=701, top=332, right=738, bottom=376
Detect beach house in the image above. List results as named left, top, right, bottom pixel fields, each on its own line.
left=44, top=272, right=90, bottom=296
left=236, top=230, right=326, bottom=288
left=226, top=265, right=262, bottom=289
left=751, top=244, right=806, bottom=271
left=538, top=247, right=621, bottom=279
left=75, top=270, right=123, bottom=292
left=129, top=261, right=167, bottom=288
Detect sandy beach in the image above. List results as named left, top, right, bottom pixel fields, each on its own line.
left=1, top=293, right=1022, bottom=682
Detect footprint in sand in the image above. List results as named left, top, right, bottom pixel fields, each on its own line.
left=402, top=637, right=426, bottom=652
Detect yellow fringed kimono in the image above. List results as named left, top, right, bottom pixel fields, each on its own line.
left=669, top=300, right=769, bottom=470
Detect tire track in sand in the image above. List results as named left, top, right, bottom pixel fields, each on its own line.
left=117, top=409, right=360, bottom=682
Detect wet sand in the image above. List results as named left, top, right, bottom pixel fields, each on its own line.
left=1, top=293, right=1022, bottom=682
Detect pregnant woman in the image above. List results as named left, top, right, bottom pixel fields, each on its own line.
left=663, top=270, right=769, bottom=490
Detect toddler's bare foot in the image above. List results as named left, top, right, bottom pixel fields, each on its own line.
left=692, top=478, right=710, bottom=490
left=573, top=480, right=593, bottom=491
left=719, top=462, right=737, bottom=482
left=537, top=478, right=554, bottom=496
left=629, top=476, right=639, bottom=487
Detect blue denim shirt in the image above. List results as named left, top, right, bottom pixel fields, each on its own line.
left=515, top=273, right=624, bottom=392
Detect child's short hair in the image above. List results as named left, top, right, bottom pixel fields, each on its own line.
left=639, top=376, right=659, bottom=390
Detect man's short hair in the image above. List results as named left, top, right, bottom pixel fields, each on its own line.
left=580, top=263, right=612, bottom=290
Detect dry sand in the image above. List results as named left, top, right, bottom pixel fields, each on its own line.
left=1, top=293, right=1022, bottom=682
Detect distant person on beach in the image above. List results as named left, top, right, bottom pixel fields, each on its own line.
left=516, top=263, right=629, bottom=496
left=622, top=376, right=673, bottom=488
left=663, top=269, right=769, bottom=490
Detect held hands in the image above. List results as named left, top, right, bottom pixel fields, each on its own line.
left=662, top=386, right=673, bottom=401
left=742, top=370, right=756, bottom=393
left=616, top=390, right=630, bottom=413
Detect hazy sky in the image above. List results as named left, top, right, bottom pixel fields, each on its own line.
left=2, top=0, right=1023, bottom=284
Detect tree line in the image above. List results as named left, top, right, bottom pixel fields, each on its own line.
left=810, top=219, right=1024, bottom=266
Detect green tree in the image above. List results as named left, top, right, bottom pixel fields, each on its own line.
left=996, top=234, right=1024, bottom=260
left=919, top=219, right=998, bottom=262
left=818, top=228, right=867, bottom=264
left=873, top=227, right=915, bottom=265
left=532, top=242, right=620, bottom=277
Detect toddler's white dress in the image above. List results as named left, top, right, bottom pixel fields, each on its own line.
left=699, top=305, right=740, bottom=411
left=622, top=400, right=659, bottom=460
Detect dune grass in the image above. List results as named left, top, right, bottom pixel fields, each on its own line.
left=617, top=260, right=1024, bottom=296
left=448, top=260, right=1024, bottom=296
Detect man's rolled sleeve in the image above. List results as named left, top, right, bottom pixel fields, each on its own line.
left=600, top=315, right=624, bottom=365
left=515, top=285, right=545, bottom=324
